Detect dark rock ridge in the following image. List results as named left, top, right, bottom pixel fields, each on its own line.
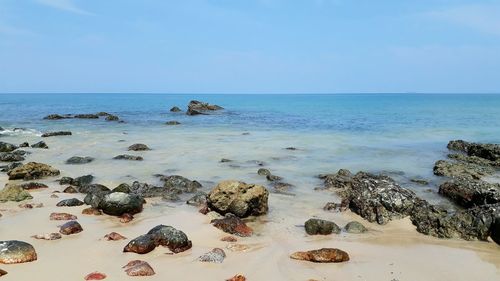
left=321, top=169, right=500, bottom=243
left=448, top=140, right=500, bottom=161
left=43, top=112, right=120, bottom=121
left=113, top=155, right=143, bottom=161
left=438, top=178, right=500, bottom=208
left=0, top=142, right=18, bottom=152
left=7, top=162, right=60, bottom=180
left=41, top=131, right=72, bottom=137
left=123, top=225, right=192, bottom=254
left=0, top=152, right=25, bottom=162
left=59, top=174, right=94, bottom=187
left=186, top=100, right=223, bottom=115
left=165, top=121, right=181, bottom=125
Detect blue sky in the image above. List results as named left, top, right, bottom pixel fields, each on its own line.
left=0, top=0, right=499, bottom=93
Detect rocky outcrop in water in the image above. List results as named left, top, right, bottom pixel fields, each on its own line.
left=66, top=156, right=94, bottom=164
left=165, top=121, right=181, bottom=125
left=0, top=142, right=17, bottom=152
left=123, top=225, right=192, bottom=254
left=0, top=241, right=37, bottom=264
left=31, top=141, right=48, bottom=149
left=128, top=143, right=151, bottom=151
left=170, top=106, right=182, bottom=112
left=439, top=178, right=500, bottom=208
left=448, top=140, right=500, bottom=161
left=433, top=160, right=494, bottom=180
left=41, top=131, right=72, bottom=137
left=113, top=154, right=143, bottom=161
left=0, top=152, right=24, bottom=162
left=207, top=180, right=269, bottom=218
left=186, top=100, right=223, bottom=115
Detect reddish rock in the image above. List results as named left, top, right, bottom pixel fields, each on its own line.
left=59, top=221, right=83, bottom=235
left=0, top=269, right=7, bottom=276
left=84, top=272, right=107, bottom=280
left=82, top=207, right=102, bottom=215
left=122, top=260, right=155, bottom=276
left=220, top=236, right=237, bottom=242
left=290, top=248, right=350, bottom=263
left=198, top=204, right=210, bottom=214
left=119, top=213, right=133, bottom=223
left=50, top=212, right=77, bottom=220
left=226, top=274, right=246, bottom=281
left=20, top=182, right=48, bottom=190
left=18, top=203, right=43, bottom=209
left=104, top=232, right=126, bottom=241
left=31, top=233, right=62, bottom=240
left=211, top=214, right=253, bottom=237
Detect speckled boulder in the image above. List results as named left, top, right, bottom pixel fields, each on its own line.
left=0, top=241, right=37, bottom=264
left=7, top=162, right=60, bottom=180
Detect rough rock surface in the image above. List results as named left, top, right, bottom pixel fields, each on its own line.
left=165, top=121, right=181, bottom=125
left=41, top=131, right=72, bottom=137
left=59, top=221, right=83, bottom=235
left=98, top=192, right=144, bottom=216
left=211, top=214, right=253, bottom=237
left=448, top=140, right=500, bottom=161
left=170, top=106, right=182, bottom=112
left=0, top=185, right=33, bottom=202
left=56, top=198, right=84, bottom=207
left=439, top=178, right=500, bottom=208
left=433, top=160, right=494, bottom=180
left=344, top=221, right=368, bottom=233
left=0, top=241, right=37, bottom=264
left=123, top=260, right=155, bottom=276
left=304, top=218, right=341, bottom=235
left=123, top=225, right=192, bottom=254
left=104, top=232, right=127, bottom=241
left=0, top=142, right=18, bottom=152
left=113, top=155, right=143, bottom=161
left=84, top=272, right=107, bottom=280
left=207, top=180, right=269, bottom=218
left=198, top=248, right=226, bottom=263
left=290, top=248, right=350, bottom=263
left=186, top=100, right=223, bottom=115
left=0, top=152, right=24, bottom=162
left=31, top=233, right=62, bottom=240
left=31, top=141, right=48, bottom=149
left=128, top=143, right=151, bottom=151
left=50, top=212, right=77, bottom=220
left=8, top=162, right=60, bottom=180
left=66, top=156, right=94, bottom=164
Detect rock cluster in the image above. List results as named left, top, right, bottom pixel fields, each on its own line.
left=186, top=100, right=223, bottom=115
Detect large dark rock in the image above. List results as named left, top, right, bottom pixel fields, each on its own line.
left=74, top=114, right=99, bottom=119
left=170, top=106, right=182, bottom=112
left=439, top=178, right=500, bottom=208
left=59, top=221, right=83, bottom=235
left=0, top=152, right=24, bottom=162
left=7, top=162, right=60, bottom=180
left=43, top=114, right=72, bottom=120
left=31, top=141, right=48, bottom=149
left=0, top=241, right=37, bottom=264
left=123, top=225, right=192, bottom=254
left=433, top=160, right=494, bottom=180
left=98, top=192, right=143, bottom=216
left=207, top=180, right=269, bottom=218
left=447, top=140, right=500, bottom=161
left=186, top=100, right=223, bottom=115
left=72, top=175, right=94, bottom=187
left=41, top=131, right=72, bottom=137
left=66, top=156, right=94, bottom=165
left=105, top=114, right=119, bottom=121
left=161, top=175, right=201, bottom=194
left=0, top=142, right=17, bottom=152
left=128, top=144, right=151, bottom=151
left=56, top=198, right=84, bottom=207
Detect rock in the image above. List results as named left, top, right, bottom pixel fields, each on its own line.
left=165, top=121, right=181, bottom=125
left=63, top=186, right=78, bottom=193
left=0, top=152, right=24, bottom=162
left=0, top=162, right=22, bottom=172
left=123, top=260, right=155, bottom=276
left=290, top=248, right=350, bottom=263
left=65, top=156, right=94, bottom=164
left=207, top=180, right=269, bottom=218
left=50, top=194, right=59, bottom=198
left=50, top=212, right=77, bottom=220
left=161, top=175, right=202, bottom=193
left=19, top=142, right=29, bottom=148
left=0, top=241, right=37, bottom=264
left=410, top=178, right=429, bottom=185
left=128, top=143, right=151, bottom=151
left=74, top=114, right=99, bottom=119
left=448, top=153, right=500, bottom=167
left=439, top=178, right=500, bottom=208
left=323, top=201, right=348, bottom=212
left=82, top=207, right=102, bottom=215
left=72, top=175, right=94, bottom=187
left=266, top=174, right=282, bottom=182
left=211, top=213, right=253, bottom=237
left=319, top=169, right=354, bottom=190
left=31, top=233, right=62, bottom=240
left=257, top=168, right=271, bottom=176
left=220, top=158, right=232, bottom=163
left=186, top=192, right=207, bottom=206
left=84, top=272, right=107, bottom=280
left=59, top=221, right=83, bottom=235
left=123, top=225, right=192, bottom=254
left=105, top=114, right=119, bottom=121
left=15, top=182, right=48, bottom=190
left=0, top=185, right=32, bottom=202
left=113, top=183, right=131, bottom=193
left=226, top=244, right=250, bottom=252
left=119, top=213, right=134, bottom=223
left=286, top=147, right=298, bottom=150
left=56, top=198, right=84, bottom=207
left=0, top=269, right=6, bottom=277
left=113, top=154, right=143, bottom=161
left=433, top=160, right=494, bottom=180
left=220, top=236, right=237, bottom=242
left=304, top=219, right=341, bottom=235
left=186, top=100, right=223, bottom=115
left=226, top=274, right=246, bottom=281
left=104, top=232, right=126, bottom=241
left=31, top=141, right=48, bottom=149
left=0, top=142, right=18, bottom=152
left=18, top=203, right=43, bottom=208
left=98, top=192, right=143, bottom=216
left=448, top=140, right=500, bottom=161
left=41, top=131, right=72, bottom=137
left=198, top=248, right=226, bottom=263
left=447, top=140, right=470, bottom=152
left=170, top=106, right=182, bottom=112
left=491, top=216, right=500, bottom=244
left=344, top=221, right=368, bottom=233
left=8, top=162, right=60, bottom=180
left=43, top=114, right=72, bottom=120
left=59, top=177, right=73, bottom=185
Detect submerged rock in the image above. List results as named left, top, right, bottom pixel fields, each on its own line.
left=226, top=274, right=246, bottom=281
left=161, top=175, right=202, bottom=194
left=82, top=207, right=102, bottom=215
left=43, top=114, right=72, bottom=120
left=123, top=225, right=192, bottom=254
left=8, top=162, right=60, bottom=180
left=165, top=121, right=181, bottom=125
left=304, top=218, right=341, bottom=235
left=198, top=248, right=226, bottom=263
left=66, top=156, right=94, bottom=164
left=74, top=114, right=99, bottom=119
left=105, top=114, right=119, bottom=121
left=207, top=180, right=269, bottom=218
left=59, top=221, right=83, bottom=235
left=31, top=233, right=62, bottom=240
left=31, top=141, right=48, bottom=149
left=63, top=186, right=78, bottom=193
left=448, top=140, right=500, bottom=161
left=170, top=106, right=182, bottom=112
left=257, top=168, right=271, bottom=176
left=211, top=213, right=253, bottom=237
left=56, top=198, right=84, bottom=207
left=41, top=131, right=72, bottom=137
left=0, top=241, right=37, bottom=264
left=123, top=260, right=155, bottom=276
left=0, top=142, right=18, bottom=152
left=113, top=154, right=143, bottom=161
left=186, top=100, right=223, bottom=115
left=290, top=248, right=349, bottom=263
left=0, top=185, right=33, bottom=202
left=344, top=221, right=368, bottom=233
left=128, top=143, right=151, bottom=151
left=11, top=182, right=48, bottom=190
left=0, top=269, right=6, bottom=277
left=186, top=192, right=207, bottom=206
left=0, top=162, right=22, bottom=173
left=72, top=175, right=94, bottom=187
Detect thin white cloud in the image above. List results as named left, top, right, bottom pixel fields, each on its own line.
left=426, top=4, right=500, bottom=36
left=0, top=22, right=34, bottom=36
left=35, top=0, right=94, bottom=15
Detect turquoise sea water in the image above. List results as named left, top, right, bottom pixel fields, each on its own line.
left=1, top=93, right=499, bottom=204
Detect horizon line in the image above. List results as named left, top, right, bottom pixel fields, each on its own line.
left=1, top=92, right=500, bottom=95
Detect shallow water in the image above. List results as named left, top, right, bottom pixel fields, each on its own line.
left=0, top=94, right=499, bottom=280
